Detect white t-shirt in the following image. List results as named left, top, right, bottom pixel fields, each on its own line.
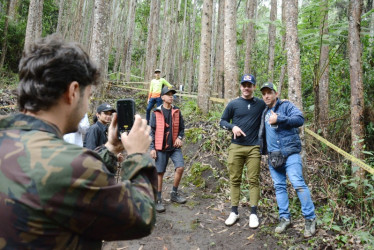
left=63, top=114, right=90, bottom=147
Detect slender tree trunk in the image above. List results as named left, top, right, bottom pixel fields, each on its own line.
left=124, top=0, right=137, bottom=82
left=210, top=0, right=217, bottom=94
left=224, top=0, right=238, bottom=100
left=267, top=0, right=277, bottom=82
left=215, top=0, right=225, bottom=98
left=197, top=0, right=213, bottom=113
left=278, top=0, right=287, bottom=96
left=244, top=0, right=256, bottom=74
left=0, top=0, right=11, bottom=68
left=315, top=0, right=329, bottom=138
left=24, top=0, right=44, bottom=52
left=186, top=0, right=197, bottom=93
left=56, top=0, right=65, bottom=33
left=348, top=0, right=365, bottom=195
left=145, top=0, right=160, bottom=81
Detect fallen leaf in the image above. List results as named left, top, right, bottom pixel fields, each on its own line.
left=247, top=234, right=254, bottom=240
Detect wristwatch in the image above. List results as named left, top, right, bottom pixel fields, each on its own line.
left=178, top=136, right=183, bottom=140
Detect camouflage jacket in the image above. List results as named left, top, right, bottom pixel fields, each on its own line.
left=0, top=114, right=157, bottom=250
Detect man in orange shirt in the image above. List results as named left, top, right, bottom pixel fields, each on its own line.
left=146, top=69, right=173, bottom=124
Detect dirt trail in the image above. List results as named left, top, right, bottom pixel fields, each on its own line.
left=102, top=169, right=281, bottom=250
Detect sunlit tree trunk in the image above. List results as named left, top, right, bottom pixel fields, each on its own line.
left=244, top=0, right=256, bottom=74
left=24, top=0, right=44, bottom=52
left=348, top=0, right=365, bottom=195
left=89, top=0, right=112, bottom=111
left=224, top=0, right=238, bottom=100
left=278, top=0, right=287, bottom=96
left=145, top=0, right=160, bottom=81
left=197, top=0, right=213, bottom=114
left=186, top=0, right=197, bottom=93
left=124, top=0, right=137, bottom=82
left=315, top=0, right=329, bottom=138
left=214, top=0, right=225, bottom=98
left=267, top=0, right=277, bottom=82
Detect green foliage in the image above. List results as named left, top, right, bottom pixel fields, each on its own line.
left=184, top=162, right=211, bottom=188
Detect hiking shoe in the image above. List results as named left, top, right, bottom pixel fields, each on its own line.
left=249, top=214, right=259, bottom=228
left=275, top=217, right=291, bottom=233
left=304, top=218, right=316, bottom=238
left=155, top=200, right=165, bottom=213
left=225, top=212, right=239, bottom=226
left=170, top=191, right=187, bottom=204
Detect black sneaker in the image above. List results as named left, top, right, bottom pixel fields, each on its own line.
left=155, top=200, right=165, bottom=213
left=170, top=191, right=187, bottom=204
left=304, top=218, right=316, bottom=238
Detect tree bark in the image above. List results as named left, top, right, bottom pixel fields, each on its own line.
left=145, top=0, right=160, bottom=81
left=186, top=0, right=198, bottom=93
left=24, top=0, right=44, bottom=53
left=224, top=0, right=238, bottom=100
left=0, top=0, right=11, bottom=68
left=214, top=0, right=225, bottom=98
left=278, top=0, right=287, bottom=96
left=267, top=0, right=277, bottom=82
left=348, top=0, right=365, bottom=194
left=197, top=0, right=213, bottom=114
left=315, top=0, right=329, bottom=138
left=89, top=0, right=112, bottom=111
left=124, top=0, right=137, bottom=82
left=244, top=0, right=256, bottom=74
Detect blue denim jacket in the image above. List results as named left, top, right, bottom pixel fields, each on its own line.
left=259, top=99, right=304, bottom=157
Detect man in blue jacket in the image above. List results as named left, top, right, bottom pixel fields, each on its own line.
left=259, top=82, right=316, bottom=238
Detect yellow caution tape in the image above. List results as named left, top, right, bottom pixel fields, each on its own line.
left=0, top=105, right=16, bottom=109
left=305, top=128, right=374, bottom=175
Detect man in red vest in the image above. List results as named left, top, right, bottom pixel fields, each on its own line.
left=150, top=86, right=186, bottom=213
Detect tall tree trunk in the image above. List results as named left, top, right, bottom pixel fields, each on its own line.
left=210, top=0, right=217, bottom=94
left=24, top=0, right=44, bottom=52
left=267, top=0, right=277, bottom=82
left=215, top=0, right=225, bottom=98
left=315, top=0, right=329, bottom=138
left=0, top=0, right=11, bottom=68
left=124, top=0, right=137, bottom=82
left=186, top=0, right=197, bottom=93
left=244, top=0, right=256, bottom=74
left=224, top=0, right=238, bottom=100
left=285, top=0, right=302, bottom=109
left=9, top=0, right=20, bottom=20
left=89, top=0, right=112, bottom=111
left=56, top=0, right=65, bottom=33
left=278, top=0, right=287, bottom=96
left=197, top=0, right=213, bottom=114
left=348, top=0, right=365, bottom=195
left=145, top=0, right=160, bottom=81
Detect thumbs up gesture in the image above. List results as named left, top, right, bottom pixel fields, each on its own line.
left=268, top=110, right=278, bottom=125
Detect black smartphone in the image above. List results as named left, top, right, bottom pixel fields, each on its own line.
left=116, top=99, right=136, bottom=139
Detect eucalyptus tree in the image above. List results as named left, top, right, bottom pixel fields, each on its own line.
left=186, top=0, right=198, bottom=93
left=197, top=0, right=213, bottom=113
left=224, top=0, right=239, bottom=99
left=267, top=0, right=277, bottom=82
left=24, top=0, right=44, bottom=52
left=145, top=0, right=160, bottom=81
left=214, top=0, right=225, bottom=98
left=348, top=0, right=365, bottom=194
left=123, top=0, right=137, bottom=82
left=244, top=0, right=256, bottom=74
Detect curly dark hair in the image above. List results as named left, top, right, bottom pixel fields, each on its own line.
left=17, top=33, right=100, bottom=112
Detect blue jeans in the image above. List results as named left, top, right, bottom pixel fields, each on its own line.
left=269, top=153, right=315, bottom=220
left=146, top=97, right=163, bottom=122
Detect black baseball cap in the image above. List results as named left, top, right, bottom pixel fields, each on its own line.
left=97, top=103, right=116, bottom=113
left=161, top=86, right=176, bottom=96
left=260, top=82, right=278, bottom=92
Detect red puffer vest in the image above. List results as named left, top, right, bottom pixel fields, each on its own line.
left=154, top=107, right=180, bottom=150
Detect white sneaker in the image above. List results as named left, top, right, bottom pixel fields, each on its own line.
left=249, top=214, right=259, bottom=228
left=225, top=212, right=239, bottom=226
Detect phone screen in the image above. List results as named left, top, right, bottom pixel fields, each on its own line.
left=116, top=99, right=135, bottom=139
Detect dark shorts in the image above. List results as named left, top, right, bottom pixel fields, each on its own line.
left=155, top=148, right=184, bottom=173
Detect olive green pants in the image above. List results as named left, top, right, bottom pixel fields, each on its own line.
left=227, top=143, right=261, bottom=207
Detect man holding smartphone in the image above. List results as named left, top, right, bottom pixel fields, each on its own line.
left=0, top=34, right=157, bottom=249
left=149, top=86, right=186, bottom=213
